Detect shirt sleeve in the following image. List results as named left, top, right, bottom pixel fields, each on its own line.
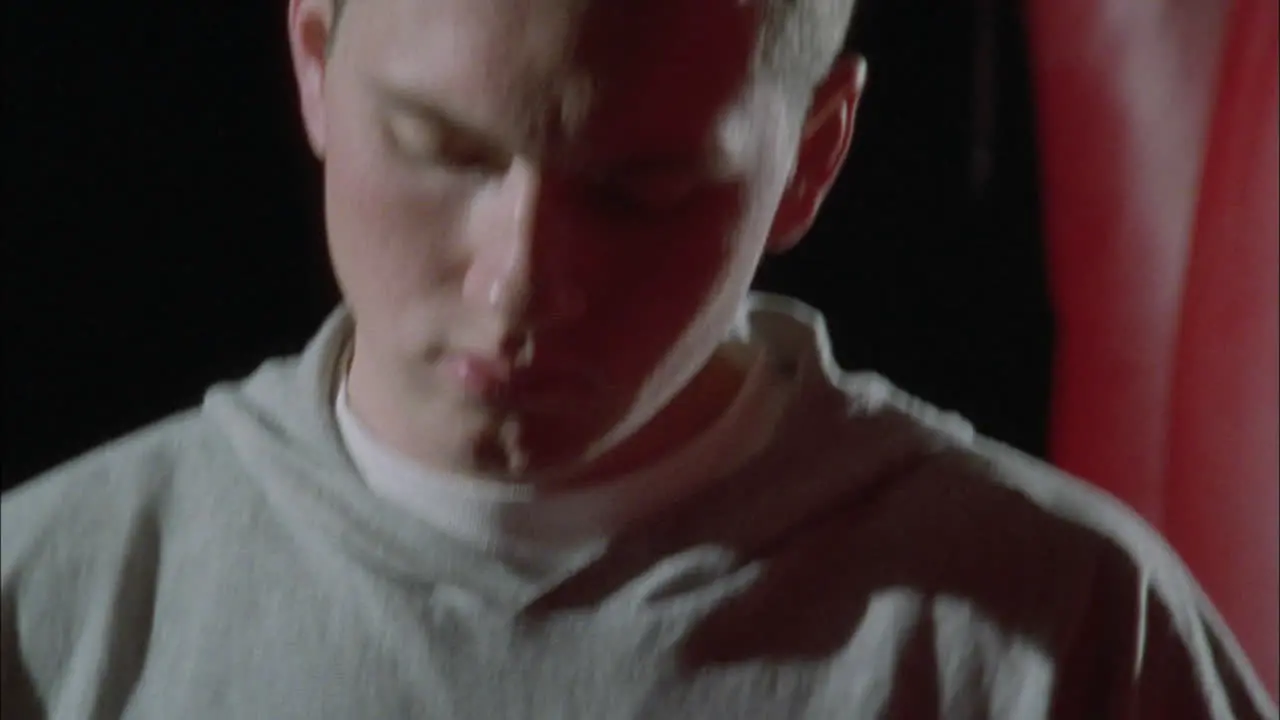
left=2, top=481, right=57, bottom=720
left=1055, top=536, right=1278, bottom=720
left=1127, top=576, right=1277, bottom=720
left=2, top=593, right=46, bottom=720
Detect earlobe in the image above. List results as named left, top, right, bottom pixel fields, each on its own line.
left=287, top=0, right=333, bottom=160
left=765, top=55, right=867, bottom=254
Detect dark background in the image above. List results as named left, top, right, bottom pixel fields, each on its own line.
left=3, top=0, right=1053, bottom=490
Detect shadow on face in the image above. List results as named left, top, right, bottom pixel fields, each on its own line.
left=289, top=0, right=828, bottom=477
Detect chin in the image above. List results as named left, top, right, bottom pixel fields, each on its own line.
left=466, top=399, right=632, bottom=482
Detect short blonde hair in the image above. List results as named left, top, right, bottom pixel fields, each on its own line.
left=755, top=0, right=858, bottom=103
left=329, top=0, right=857, bottom=103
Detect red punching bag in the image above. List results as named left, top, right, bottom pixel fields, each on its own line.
left=1164, top=0, right=1279, bottom=697
left=1027, top=0, right=1278, bottom=697
left=1027, top=0, right=1229, bottom=523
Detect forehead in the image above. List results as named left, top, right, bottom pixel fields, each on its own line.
left=345, top=0, right=763, bottom=159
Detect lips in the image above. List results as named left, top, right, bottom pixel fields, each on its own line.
left=439, top=352, right=602, bottom=411
left=442, top=354, right=514, bottom=397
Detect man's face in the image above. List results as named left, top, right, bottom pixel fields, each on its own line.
left=291, top=0, right=834, bottom=477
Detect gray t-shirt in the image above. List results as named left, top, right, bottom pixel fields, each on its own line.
left=3, top=294, right=1275, bottom=719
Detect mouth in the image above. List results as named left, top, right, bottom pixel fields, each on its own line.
left=441, top=353, right=513, bottom=396
left=439, top=352, right=603, bottom=412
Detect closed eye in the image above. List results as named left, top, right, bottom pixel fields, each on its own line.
left=384, top=114, right=509, bottom=173
left=588, top=169, right=710, bottom=216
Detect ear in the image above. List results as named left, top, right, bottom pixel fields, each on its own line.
left=288, top=0, right=337, bottom=160
left=765, top=55, right=867, bottom=254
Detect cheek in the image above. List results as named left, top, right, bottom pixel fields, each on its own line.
left=323, top=131, right=466, bottom=310
left=321, top=113, right=478, bottom=359
left=582, top=188, right=764, bottom=366
left=624, top=214, right=735, bottom=306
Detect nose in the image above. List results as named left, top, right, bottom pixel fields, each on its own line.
left=461, top=161, right=585, bottom=332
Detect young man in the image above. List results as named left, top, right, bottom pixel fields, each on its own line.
left=2, top=0, right=1275, bottom=717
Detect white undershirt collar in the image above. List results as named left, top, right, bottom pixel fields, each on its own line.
left=335, top=340, right=790, bottom=573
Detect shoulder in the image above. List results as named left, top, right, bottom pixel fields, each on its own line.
left=821, top=382, right=1276, bottom=717
left=965, top=434, right=1174, bottom=576
left=961, top=435, right=1274, bottom=716
left=2, top=410, right=214, bottom=573
left=1, top=409, right=230, bottom=705
left=0, top=409, right=225, bottom=618
left=744, top=292, right=1179, bottom=589
left=847, top=378, right=1192, bottom=618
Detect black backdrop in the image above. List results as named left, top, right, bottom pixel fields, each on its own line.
left=3, top=0, right=1052, bottom=489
